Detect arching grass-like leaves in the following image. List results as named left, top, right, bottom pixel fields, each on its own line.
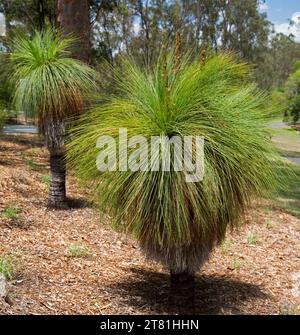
left=67, top=52, right=288, bottom=274
left=11, top=29, right=97, bottom=135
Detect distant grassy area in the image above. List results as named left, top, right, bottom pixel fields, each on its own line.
left=276, top=164, right=300, bottom=218
left=268, top=120, right=300, bottom=217
left=270, top=127, right=300, bottom=156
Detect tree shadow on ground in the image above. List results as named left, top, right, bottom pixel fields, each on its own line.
left=0, top=134, right=43, bottom=148
left=106, top=267, right=268, bottom=315
left=67, top=197, right=93, bottom=209
left=0, top=135, right=44, bottom=167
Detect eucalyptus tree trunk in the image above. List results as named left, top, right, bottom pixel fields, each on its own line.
left=48, top=150, right=68, bottom=209
left=56, top=0, right=91, bottom=63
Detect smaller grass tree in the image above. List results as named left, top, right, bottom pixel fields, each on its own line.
left=11, top=29, right=97, bottom=208
left=67, top=50, right=287, bottom=308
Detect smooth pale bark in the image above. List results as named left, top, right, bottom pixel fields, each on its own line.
left=56, top=0, right=91, bottom=63
left=48, top=150, right=68, bottom=209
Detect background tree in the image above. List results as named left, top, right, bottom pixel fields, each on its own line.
left=0, top=0, right=55, bottom=32
left=1, top=0, right=300, bottom=90
left=56, top=0, right=91, bottom=63
left=284, top=64, right=300, bottom=124
left=258, top=34, right=300, bottom=90
left=289, top=95, right=300, bottom=124
left=88, top=0, right=284, bottom=89
left=0, top=52, right=13, bottom=111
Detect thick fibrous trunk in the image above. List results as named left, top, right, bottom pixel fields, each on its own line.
left=56, top=0, right=91, bottom=63
left=48, top=151, right=68, bottom=209
left=169, top=271, right=195, bottom=314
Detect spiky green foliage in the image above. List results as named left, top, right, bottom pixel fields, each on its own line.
left=11, top=29, right=97, bottom=147
left=67, top=52, right=287, bottom=273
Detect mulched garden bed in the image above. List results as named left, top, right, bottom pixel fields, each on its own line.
left=0, top=134, right=299, bottom=314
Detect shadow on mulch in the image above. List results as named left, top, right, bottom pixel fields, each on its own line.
left=1, top=217, right=34, bottom=230
left=0, top=158, right=10, bottom=166
left=106, top=267, right=268, bottom=315
left=44, top=198, right=93, bottom=211
left=0, top=134, right=44, bottom=148
left=67, top=197, right=93, bottom=209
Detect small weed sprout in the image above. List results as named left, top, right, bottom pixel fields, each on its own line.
left=266, top=220, right=275, bottom=229
left=247, top=231, right=259, bottom=246
left=230, top=258, right=243, bottom=270
left=220, top=239, right=232, bottom=253
left=68, top=244, right=90, bottom=258
left=41, top=175, right=51, bottom=187
left=27, top=159, right=39, bottom=171
left=2, top=207, right=21, bottom=220
left=0, top=255, right=16, bottom=280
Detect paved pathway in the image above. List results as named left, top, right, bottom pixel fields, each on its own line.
left=269, top=121, right=287, bottom=129
left=2, top=124, right=38, bottom=135
left=286, top=157, right=300, bottom=165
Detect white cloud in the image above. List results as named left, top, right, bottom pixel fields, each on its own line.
left=0, top=13, right=6, bottom=36
left=259, top=3, right=269, bottom=12
left=274, top=12, right=300, bottom=42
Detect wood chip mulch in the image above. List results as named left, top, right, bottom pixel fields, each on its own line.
left=0, top=134, right=299, bottom=315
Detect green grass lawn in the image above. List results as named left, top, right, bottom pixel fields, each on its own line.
left=276, top=164, right=300, bottom=218
left=268, top=121, right=300, bottom=217
left=270, top=127, right=300, bottom=156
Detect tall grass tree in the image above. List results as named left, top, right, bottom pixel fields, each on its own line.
left=67, top=49, right=286, bottom=308
left=11, top=29, right=97, bottom=209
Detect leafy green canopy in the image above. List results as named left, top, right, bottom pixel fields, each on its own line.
left=11, top=29, right=97, bottom=122
left=67, top=52, right=287, bottom=249
left=285, top=67, right=300, bottom=124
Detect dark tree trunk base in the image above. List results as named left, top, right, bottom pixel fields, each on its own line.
left=48, top=151, right=68, bottom=210
left=169, top=271, right=195, bottom=314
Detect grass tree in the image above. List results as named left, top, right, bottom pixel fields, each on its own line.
left=11, top=29, right=97, bottom=209
left=67, top=51, right=286, bottom=308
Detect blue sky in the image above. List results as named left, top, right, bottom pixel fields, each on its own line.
left=260, top=0, right=300, bottom=40
left=263, top=0, right=299, bottom=23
